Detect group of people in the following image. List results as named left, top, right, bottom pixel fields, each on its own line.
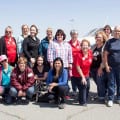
left=0, top=24, right=120, bottom=109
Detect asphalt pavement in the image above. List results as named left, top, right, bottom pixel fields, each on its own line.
left=0, top=80, right=120, bottom=120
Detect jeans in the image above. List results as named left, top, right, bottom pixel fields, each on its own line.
left=97, top=69, right=108, bottom=99
left=71, top=76, right=77, bottom=92
left=52, top=85, right=69, bottom=97
left=0, top=87, right=12, bottom=104
left=73, top=77, right=90, bottom=104
left=9, top=86, right=35, bottom=99
left=90, top=68, right=98, bottom=85
left=107, top=66, right=120, bottom=100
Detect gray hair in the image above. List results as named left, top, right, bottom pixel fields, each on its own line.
left=70, top=29, right=78, bottom=35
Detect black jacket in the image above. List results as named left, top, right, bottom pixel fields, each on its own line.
left=23, top=35, right=40, bottom=60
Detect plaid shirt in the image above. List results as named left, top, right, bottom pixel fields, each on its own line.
left=47, top=41, right=73, bottom=68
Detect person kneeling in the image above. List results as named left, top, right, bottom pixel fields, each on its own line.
left=9, top=57, right=35, bottom=104
left=47, top=57, right=69, bottom=109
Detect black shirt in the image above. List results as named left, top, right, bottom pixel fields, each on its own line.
left=33, top=66, right=49, bottom=78
left=91, top=46, right=102, bottom=69
left=104, top=38, right=120, bottom=67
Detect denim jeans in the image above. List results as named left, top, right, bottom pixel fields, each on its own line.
left=97, top=69, right=108, bottom=99
left=73, top=77, right=90, bottom=104
left=107, top=66, right=120, bottom=100
left=71, top=76, right=77, bottom=92
left=52, top=86, right=69, bottom=98
left=9, top=86, right=35, bottom=99
left=90, top=68, right=98, bottom=85
left=0, top=87, right=12, bottom=104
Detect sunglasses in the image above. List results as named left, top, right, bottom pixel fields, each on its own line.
left=1, top=59, right=7, bottom=63
left=5, top=31, right=12, bottom=34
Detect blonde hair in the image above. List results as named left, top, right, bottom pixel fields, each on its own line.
left=95, top=31, right=108, bottom=43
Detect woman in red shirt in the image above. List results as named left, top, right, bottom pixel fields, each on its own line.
left=75, top=39, right=92, bottom=106
left=0, top=26, right=17, bottom=66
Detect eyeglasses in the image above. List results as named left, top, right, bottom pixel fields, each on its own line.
left=114, top=30, right=120, bottom=33
left=56, top=34, right=63, bottom=36
left=1, top=59, right=7, bottom=63
left=104, top=29, right=110, bottom=31
left=5, top=31, right=12, bottom=34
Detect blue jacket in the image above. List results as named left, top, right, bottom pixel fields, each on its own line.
left=39, top=37, right=50, bottom=61
left=46, top=68, right=68, bottom=86
left=1, top=65, right=12, bottom=88
left=39, top=37, right=54, bottom=61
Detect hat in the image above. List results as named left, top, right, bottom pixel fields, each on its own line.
left=0, top=55, right=7, bottom=62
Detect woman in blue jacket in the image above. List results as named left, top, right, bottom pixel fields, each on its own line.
left=0, top=55, right=13, bottom=104
left=47, top=57, right=69, bottom=109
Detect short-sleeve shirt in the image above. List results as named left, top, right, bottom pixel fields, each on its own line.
left=33, top=66, right=49, bottom=78
left=74, top=50, right=93, bottom=77
left=104, top=38, right=120, bottom=67
left=91, top=46, right=102, bottom=69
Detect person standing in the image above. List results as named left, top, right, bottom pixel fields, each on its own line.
left=0, top=26, right=18, bottom=66
left=47, top=29, right=73, bottom=69
left=90, top=31, right=108, bottom=102
left=23, top=25, right=40, bottom=68
left=17, top=24, right=29, bottom=57
left=39, top=28, right=54, bottom=70
left=69, top=30, right=81, bottom=95
left=103, top=25, right=113, bottom=39
left=104, top=25, right=120, bottom=107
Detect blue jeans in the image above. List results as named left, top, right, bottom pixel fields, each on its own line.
left=107, top=66, right=120, bottom=100
left=0, top=87, right=12, bottom=104
left=90, top=68, right=98, bottom=85
left=97, top=69, right=108, bottom=99
left=73, top=77, right=90, bottom=104
left=9, top=86, right=35, bottom=99
left=71, top=76, right=77, bottom=92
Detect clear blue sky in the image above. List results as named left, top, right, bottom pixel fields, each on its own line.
left=0, top=0, right=120, bottom=40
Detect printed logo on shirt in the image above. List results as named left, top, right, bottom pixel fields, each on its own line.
left=28, top=73, right=33, bottom=77
left=18, top=75, right=22, bottom=78
left=89, top=58, right=92, bottom=63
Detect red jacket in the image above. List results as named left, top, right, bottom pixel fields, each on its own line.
left=11, top=66, right=35, bottom=91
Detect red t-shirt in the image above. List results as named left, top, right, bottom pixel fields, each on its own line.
left=5, top=36, right=17, bottom=64
left=74, top=49, right=93, bottom=77
left=69, top=40, right=81, bottom=76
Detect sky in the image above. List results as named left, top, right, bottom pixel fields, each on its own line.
left=0, top=0, right=120, bottom=40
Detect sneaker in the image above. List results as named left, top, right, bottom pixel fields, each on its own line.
left=16, top=97, right=22, bottom=105
left=107, top=100, right=113, bottom=107
left=58, top=103, right=65, bottom=109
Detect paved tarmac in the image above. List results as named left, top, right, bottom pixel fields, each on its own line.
left=0, top=80, right=120, bottom=120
